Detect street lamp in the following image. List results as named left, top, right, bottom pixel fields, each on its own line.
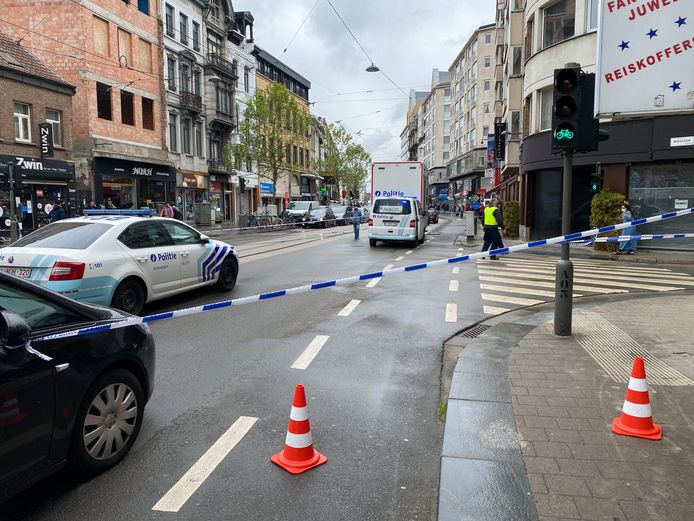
left=208, top=74, right=222, bottom=83
left=365, top=63, right=380, bottom=73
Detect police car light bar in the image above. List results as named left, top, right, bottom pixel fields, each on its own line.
left=83, top=209, right=155, bottom=216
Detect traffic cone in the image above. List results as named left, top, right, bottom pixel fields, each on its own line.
left=271, top=384, right=327, bottom=474
left=612, top=357, right=662, bottom=440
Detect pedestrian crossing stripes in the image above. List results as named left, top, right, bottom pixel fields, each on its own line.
left=476, top=256, right=694, bottom=316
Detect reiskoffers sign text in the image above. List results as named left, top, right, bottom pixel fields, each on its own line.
left=595, top=0, right=694, bottom=117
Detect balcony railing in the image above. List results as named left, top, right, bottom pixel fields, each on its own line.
left=205, top=53, right=237, bottom=79
left=210, top=109, right=235, bottom=129
left=207, top=159, right=227, bottom=174
left=180, top=90, right=202, bottom=112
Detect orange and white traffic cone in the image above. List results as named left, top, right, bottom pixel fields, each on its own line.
left=612, top=357, right=662, bottom=440
left=271, top=384, right=327, bottom=474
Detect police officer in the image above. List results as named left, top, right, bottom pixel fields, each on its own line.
left=481, top=198, right=504, bottom=260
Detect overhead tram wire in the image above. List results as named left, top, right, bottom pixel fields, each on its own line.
left=281, top=0, right=321, bottom=54
left=16, top=0, right=68, bottom=45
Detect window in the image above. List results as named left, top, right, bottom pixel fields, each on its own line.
left=96, top=83, right=112, bottom=120
left=470, top=84, right=476, bottom=102
left=121, top=90, right=134, bottom=125
left=510, top=110, right=521, bottom=136
left=588, top=0, right=599, bottom=30
left=483, top=102, right=490, bottom=113
left=511, top=46, right=522, bottom=76
left=514, top=0, right=524, bottom=8
left=0, top=280, right=82, bottom=331
left=470, top=106, right=477, bottom=123
left=484, top=33, right=492, bottom=44
left=192, top=22, right=200, bottom=51
left=483, top=125, right=489, bottom=137
left=182, top=117, right=191, bottom=154
left=231, top=59, right=238, bottom=77
left=484, top=79, right=491, bottom=91
left=299, top=148, right=304, bottom=167
left=13, top=102, right=31, bottom=142
left=46, top=108, right=62, bottom=147
left=542, top=0, right=574, bottom=48
left=142, top=97, right=154, bottom=130
left=165, top=4, right=175, bottom=37
left=180, top=63, right=190, bottom=92
left=293, top=145, right=298, bottom=165
left=471, top=40, right=477, bottom=57
left=179, top=13, right=188, bottom=45
left=119, top=222, right=172, bottom=249
left=207, top=32, right=222, bottom=56
left=160, top=221, right=200, bottom=245
left=117, top=28, right=132, bottom=67
left=484, top=56, right=491, bottom=67
left=195, top=122, right=204, bottom=157
left=169, top=112, right=178, bottom=152
left=525, top=17, right=534, bottom=58
left=14, top=222, right=111, bottom=250
left=137, top=0, right=149, bottom=15
left=93, top=16, right=109, bottom=55
left=192, top=70, right=201, bottom=95
left=216, top=83, right=230, bottom=113
left=244, top=67, right=250, bottom=93
left=373, top=199, right=411, bottom=215
left=539, top=88, right=553, bottom=131
left=137, top=38, right=152, bottom=73
left=167, top=57, right=176, bottom=91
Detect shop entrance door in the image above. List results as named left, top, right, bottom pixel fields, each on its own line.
left=225, top=191, right=234, bottom=222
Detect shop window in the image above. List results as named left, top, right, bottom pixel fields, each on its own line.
left=97, top=83, right=112, bottom=120
left=179, top=13, right=188, bottom=45
left=93, top=16, right=109, bottom=56
left=138, top=38, right=152, bottom=73
left=119, top=222, right=172, bottom=249
left=13, top=102, right=31, bottom=142
left=192, top=22, right=200, bottom=51
left=169, top=112, right=178, bottom=152
left=182, top=117, right=192, bottom=154
left=117, top=28, right=132, bottom=67
left=142, top=97, right=154, bottom=130
left=542, top=0, right=574, bottom=49
left=46, top=108, right=62, bottom=147
left=165, top=4, right=175, bottom=37
left=121, top=90, right=135, bottom=125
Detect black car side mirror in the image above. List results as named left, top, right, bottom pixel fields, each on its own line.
left=0, top=311, right=31, bottom=351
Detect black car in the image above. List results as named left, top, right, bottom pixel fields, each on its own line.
left=427, top=207, right=439, bottom=224
left=330, top=204, right=352, bottom=225
left=0, top=272, right=155, bottom=503
left=304, top=206, right=336, bottom=228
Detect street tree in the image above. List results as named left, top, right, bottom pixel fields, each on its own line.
left=226, top=82, right=311, bottom=201
left=317, top=123, right=371, bottom=201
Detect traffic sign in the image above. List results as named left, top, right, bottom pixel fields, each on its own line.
left=472, top=195, right=480, bottom=202
left=472, top=201, right=480, bottom=210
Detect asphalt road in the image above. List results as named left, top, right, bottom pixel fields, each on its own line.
left=3, top=217, right=487, bottom=521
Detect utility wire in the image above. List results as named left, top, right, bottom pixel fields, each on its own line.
left=17, top=0, right=67, bottom=44
left=282, top=0, right=321, bottom=54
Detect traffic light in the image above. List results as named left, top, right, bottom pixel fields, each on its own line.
left=239, top=177, right=246, bottom=192
left=466, top=193, right=473, bottom=202
left=590, top=170, right=603, bottom=193
left=551, top=66, right=581, bottom=153
left=349, top=191, right=354, bottom=201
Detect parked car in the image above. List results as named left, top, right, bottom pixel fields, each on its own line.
left=427, top=207, right=439, bottom=224
left=304, top=206, right=336, bottom=228
left=284, top=201, right=320, bottom=223
left=0, top=271, right=155, bottom=502
left=330, top=204, right=352, bottom=225
left=359, top=206, right=370, bottom=223
left=0, top=214, right=239, bottom=316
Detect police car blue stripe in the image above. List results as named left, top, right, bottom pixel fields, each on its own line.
left=201, top=245, right=220, bottom=282
left=205, top=246, right=227, bottom=282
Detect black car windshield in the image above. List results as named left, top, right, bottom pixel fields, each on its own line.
left=0, top=279, right=82, bottom=329
left=13, top=222, right=111, bottom=250
left=289, top=202, right=311, bottom=211
left=310, top=208, right=327, bottom=217
left=373, top=199, right=411, bottom=214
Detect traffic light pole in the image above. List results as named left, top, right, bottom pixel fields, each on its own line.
left=554, top=151, right=574, bottom=336
left=8, top=161, right=18, bottom=243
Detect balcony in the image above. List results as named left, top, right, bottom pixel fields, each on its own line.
left=204, top=53, right=238, bottom=80
left=207, top=159, right=228, bottom=174
left=210, top=110, right=235, bottom=130
left=180, top=90, right=202, bottom=113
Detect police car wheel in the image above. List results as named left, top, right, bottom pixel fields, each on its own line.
left=369, top=239, right=377, bottom=247
left=215, top=257, right=238, bottom=291
left=111, top=279, right=145, bottom=315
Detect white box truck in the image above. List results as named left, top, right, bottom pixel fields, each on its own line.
left=368, top=161, right=428, bottom=248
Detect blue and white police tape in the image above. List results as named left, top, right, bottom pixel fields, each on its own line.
left=570, top=233, right=694, bottom=245
left=33, top=207, right=694, bottom=345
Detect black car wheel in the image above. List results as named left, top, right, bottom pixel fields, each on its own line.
left=111, top=279, right=145, bottom=315
left=69, top=369, right=145, bottom=475
left=214, top=257, right=238, bottom=291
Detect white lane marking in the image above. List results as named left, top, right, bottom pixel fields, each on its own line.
left=452, top=267, right=460, bottom=274
left=405, top=250, right=413, bottom=255
left=455, top=253, right=464, bottom=257
left=366, top=277, right=381, bottom=288
left=425, top=239, right=431, bottom=243
left=395, top=256, right=405, bottom=261
left=152, top=416, right=258, bottom=512
left=445, top=303, right=457, bottom=322
left=338, top=299, right=361, bottom=317
left=481, top=293, right=544, bottom=306
left=383, top=264, right=394, bottom=270
left=449, top=280, right=459, bottom=292
left=478, top=258, right=686, bottom=276
left=291, top=335, right=330, bottom=369
left=458, top=248, right=465, bottom=251
left=478, top=275, right=627, bottom=294
left=483, top=305, right=511, bottom=316
left=487, top=257, right=677, bottom=272
left=478, top=283, right=583, bottom=298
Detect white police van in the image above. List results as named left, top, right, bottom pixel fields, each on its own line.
left=368, top=196, right=427, bottom=248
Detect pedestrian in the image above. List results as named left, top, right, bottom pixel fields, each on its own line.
left=105, top=198, right=115, bottom=209
left=48, top=200, right=67, bottom=223
left=161, top=201, right=174, bottom=218
left=481, top=198, right=504, bottom=260
left=351, top=206, right=362, bottom=239
left=616, top=201, right=638, bottom=255
left=172, top=204, right=183, bottom=220
left=88, top=201, right=98, bottom=209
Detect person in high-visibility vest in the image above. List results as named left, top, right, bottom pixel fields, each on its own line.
left=481, top=198, right=504, bottom=260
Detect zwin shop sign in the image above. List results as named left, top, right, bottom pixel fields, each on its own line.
left=39, top=123, right=54, bottom=158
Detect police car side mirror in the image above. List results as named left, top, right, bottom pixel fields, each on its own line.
left=199, top=234, right=210, bottom=244
left=0, top=311, right=31, bottom=352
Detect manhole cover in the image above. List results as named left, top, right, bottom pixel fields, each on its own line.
left=460, top=324, right=491, bottom=338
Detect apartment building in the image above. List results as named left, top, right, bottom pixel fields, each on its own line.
left=447, top=23, right=496, bottom=205
left=400, top=90, right=428, bottom=161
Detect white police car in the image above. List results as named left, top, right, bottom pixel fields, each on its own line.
left=0, top=212, right=238, bottom=315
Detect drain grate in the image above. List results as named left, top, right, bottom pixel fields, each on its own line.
left=460, top=324, right=492, bottom=338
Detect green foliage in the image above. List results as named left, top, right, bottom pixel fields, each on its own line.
left=502, top=200, right=520, bottom=238
left=437, top=402, right=447, bottom=423
left=317, top=123, right=371, bottom=198
left=225, top=82, right=311, bottom=199
left=590, top=189, right=624, bottom=251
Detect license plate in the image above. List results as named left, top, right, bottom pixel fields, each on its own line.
left=384, top=221, right=400, bottom=227
left=0, top=267, right=32, bottom=279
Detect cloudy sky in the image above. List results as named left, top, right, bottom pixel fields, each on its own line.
left=239, top=0, right=495, bottom=160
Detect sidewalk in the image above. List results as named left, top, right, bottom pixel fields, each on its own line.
left=439, top=292, right=694, bottom=521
